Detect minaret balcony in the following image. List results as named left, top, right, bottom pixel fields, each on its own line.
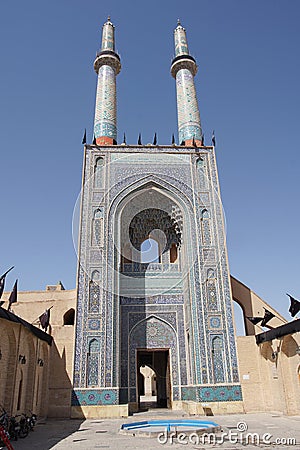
left=94, top=50, right=121, bottom=74
left=171, top=54, right=197, bottom=78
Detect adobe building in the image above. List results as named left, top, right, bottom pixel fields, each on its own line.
left=0, top=19, right=299, bottom=419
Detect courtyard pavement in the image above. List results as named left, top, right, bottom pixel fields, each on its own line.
left=6, top=410, right=300, bottom=450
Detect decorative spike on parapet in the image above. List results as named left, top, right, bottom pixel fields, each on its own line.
left=93, top=17, right=121, bottom=146
left=171, top=21, right=203, bottom=146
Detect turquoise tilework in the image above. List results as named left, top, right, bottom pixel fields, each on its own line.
left=72, top=389, right=118, bottom=406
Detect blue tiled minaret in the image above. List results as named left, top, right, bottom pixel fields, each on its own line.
left=93, top=17, right=121, bottom=145
left=171, top=20, right=202, bottom=146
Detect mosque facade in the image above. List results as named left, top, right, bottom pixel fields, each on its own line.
left=72, top=18, right=243, bottom=416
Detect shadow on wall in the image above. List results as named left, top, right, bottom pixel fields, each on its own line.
left=48, top=342, right=74, bottom=418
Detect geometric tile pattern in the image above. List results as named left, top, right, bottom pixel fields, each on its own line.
left=176, top=69, right=202, bottom=143
left=73, top=146, right=242, bottom=406
left=172, top=23, right=202, bottom=143
left=94, top=65, right=117, bottom=141
left=94, top=20, right=120, bottom=142
left=182, top=385, right=242, bottom=402
left=71, top=389, right=118, bottom=406
left=211, top=335, right=225, bottom=383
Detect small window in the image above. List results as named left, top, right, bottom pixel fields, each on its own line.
left=196, top=157, right=204, bottom=167
left=202, top=209, right=209, bottom=219
left=63, top=308, right=75, bottom=326
left=170, top=243, right=178, bottom=263
left=91, top=270, right=100, bottom=282
left=207, top=269, right=215, bottom=279
left=89, top=338, right=100, bottom=353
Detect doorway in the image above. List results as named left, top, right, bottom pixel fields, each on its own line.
left=137, top=349, right=171, bottom=409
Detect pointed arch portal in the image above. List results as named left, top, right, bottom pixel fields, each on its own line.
left=126, top=316, right=179, bottom=408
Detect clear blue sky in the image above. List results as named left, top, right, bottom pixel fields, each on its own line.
left=0, top=1, right=299, bottom=325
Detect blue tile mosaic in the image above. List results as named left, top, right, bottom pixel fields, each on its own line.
left=72, top=389, right=118, bottom=406
left=74, top=62, right=240, bottom=406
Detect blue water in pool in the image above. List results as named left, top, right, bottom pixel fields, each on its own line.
left=121, top=419, right=219, bottom=432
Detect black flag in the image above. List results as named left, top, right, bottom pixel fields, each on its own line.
left=0, top=266, right=14, bottom=299
left=153, top=132, right=157, bottom=145
left=212, top=130, right=216, bottom=147
left=39, top=309, right=51, bottom=331
left=82, top=128, right=87, bottom=145
left=92, top=134, right=96, bottom=145
left=122, top=132, right=126, bottom=145
left=172, top=134, right=175, bottom=145
left=7, top=279, right=18, bottom=311
left=138, top=133, right=142, bottom=145
left=0, top=301, right=5, bottom=307
left=287, top=293, right=300, bottom=317
left=246, top=316, right=263, bottom=325
left=261, top=309, right=275, bottom=327
left=201, top=133, right=205, bottom=146
left=192, top=136, right=197, bottom=147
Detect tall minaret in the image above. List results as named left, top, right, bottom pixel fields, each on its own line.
left=93, top=17, right=121, bottom=145
left=171, top=20, right=202, bottom=146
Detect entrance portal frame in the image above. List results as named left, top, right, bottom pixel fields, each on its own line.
left=128, top=316, right=179, bottom=406
left=137, top=349, right=171, bottom=409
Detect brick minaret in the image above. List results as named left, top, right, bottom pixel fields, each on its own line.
left=93, top=17, right=121, bottom=145
left=171, top=20, right=202, bottom=146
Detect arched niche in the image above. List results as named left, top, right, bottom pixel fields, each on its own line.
left=63, top=308, right=75, bottom=326
left=87, top=338, right=100, bottom=387
left=94, top=157, right=104, bottom=188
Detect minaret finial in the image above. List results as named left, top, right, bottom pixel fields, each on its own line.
left=93, top=18, right=121, bottom=146
left=177, top=18, right=181, bottom=26
left=171, top=24, right=202, bottom=146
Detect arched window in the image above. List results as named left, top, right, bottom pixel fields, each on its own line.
left=89, top=338, right=100, bottom=353
left=94, top=157, right=104, bottom=187
left=207, top=268, right=215, bottom=279
left=201, top=209, right=211, bottom=245
left=233, top=302, right=246, bottom=336
left=91, top=269, right=100, bottom=281
left=87, top=338, right=100, bottom=387
left=92, top=208, right=104, bottom=246
left=170, top=243, right=178, bottom=263
left=196, top=157, right=204, bottom=168
left=89, top=270, right=100, bottom=313
left=197, top=157, right=207, bottom=189
left=63, top=308, right=75, bottom=326
left=140, top=238, right=160, bottom=263
left=212, top=336, right=225, bottom=383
